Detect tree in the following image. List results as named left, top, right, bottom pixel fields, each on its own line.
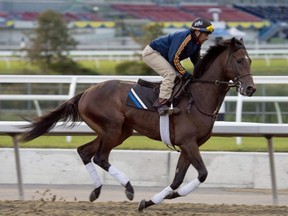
left=132, top=23, right=164, bottom=49
left=27, top=10, right=79, bottom=73
left=115, top=23, right=164, bottom=75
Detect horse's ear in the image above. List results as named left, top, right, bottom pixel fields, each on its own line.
left=231, top=37, right=236, bottom=46
left=240, top=38, right=244, bottom=44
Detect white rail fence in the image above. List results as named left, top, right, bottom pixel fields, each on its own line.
left=1, top=49, right=288, bottom=62
left=0, top=75, right=288, bottom=124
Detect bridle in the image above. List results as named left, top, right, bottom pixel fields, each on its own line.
left=225, top=45, right=252, bottom=90
left=191, top=43, right=252, bottom=89
left=185, top=41, right=252, bottom=117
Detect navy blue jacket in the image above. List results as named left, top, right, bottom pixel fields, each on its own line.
left=149, top=29, right=201, bottom=76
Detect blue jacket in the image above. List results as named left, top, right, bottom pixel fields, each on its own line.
left=149, top=29, right=201, bottom=76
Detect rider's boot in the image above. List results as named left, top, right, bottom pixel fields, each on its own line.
left=153, top=98, right=170, bottom=116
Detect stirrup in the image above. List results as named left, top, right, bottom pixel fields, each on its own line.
left=158, top=104, right=169, bottom=116
left=168, top=104, right=180, bottom=115
left=158, top=104, right=180, bottom=116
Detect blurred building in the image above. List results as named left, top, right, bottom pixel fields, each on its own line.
left=0, top=0, right=287, bottom=50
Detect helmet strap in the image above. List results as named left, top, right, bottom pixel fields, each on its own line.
left=194, top=31, right=202, bottom=44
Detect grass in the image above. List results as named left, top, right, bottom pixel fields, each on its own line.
left=0, top=58, right=287, bottom=75
left=1, top=135, right=287, bottom=152
left=78, top=60, right=119, bottom=74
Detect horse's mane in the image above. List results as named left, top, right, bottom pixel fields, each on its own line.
left=193, top=39, right=233, bottom=78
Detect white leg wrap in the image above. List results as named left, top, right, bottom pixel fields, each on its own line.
left=178, top=178, right=201, bottom=196
left=108, top=166, right=129, bottom=186
left=151, top=186, right=173, bottom=204
left=85, top=163, right=102, bottom=188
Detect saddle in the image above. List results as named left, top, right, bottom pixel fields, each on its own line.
left=126, top=78, right=190, bottom=112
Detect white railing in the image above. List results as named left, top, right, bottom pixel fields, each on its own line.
left=0, top=75, right=287, bottom=121
left=2, top=121, right=287, bottom=204
left=1, top=49, right=288, bottom=61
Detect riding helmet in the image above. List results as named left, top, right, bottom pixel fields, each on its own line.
left=191, top=17, right=214, bottom=34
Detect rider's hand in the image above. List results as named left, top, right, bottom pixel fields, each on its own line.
left=183, top=71, right=193, bottom=80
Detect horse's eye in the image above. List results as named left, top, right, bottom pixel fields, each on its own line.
left=237, top=58, right=244, bottom=64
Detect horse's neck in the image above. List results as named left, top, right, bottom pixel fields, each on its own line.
left=192, top=60, right=229, bottom=115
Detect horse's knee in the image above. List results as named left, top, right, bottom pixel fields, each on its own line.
left=198, top=168, right=208, bottom=183
left=77, top=146, right=92, bottom=165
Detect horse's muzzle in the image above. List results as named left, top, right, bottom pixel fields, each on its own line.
left=246, top=85, right=256, bottom=96
left=239, top=85, right=256, bottom=97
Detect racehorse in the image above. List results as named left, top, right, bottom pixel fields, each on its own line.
left=19, top=37, right=256, bottom=211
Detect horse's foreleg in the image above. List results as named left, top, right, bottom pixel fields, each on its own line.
left=173, top=143, right=207, bottom=197
left=165, top=152, right=191, bottom=199
left=138, top=152, right=190, bottom=211
left=138, top=143, right=207, bottom=212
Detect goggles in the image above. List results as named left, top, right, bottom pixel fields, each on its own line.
left=192, top=25, right=214, bottom=34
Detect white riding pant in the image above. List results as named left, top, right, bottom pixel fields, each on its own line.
left=142, top=45, right=177, bottom=99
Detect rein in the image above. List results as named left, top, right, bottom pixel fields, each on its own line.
left=191, top=79, right=237, bottom=87
left=184, top=79, right=221, bottom=118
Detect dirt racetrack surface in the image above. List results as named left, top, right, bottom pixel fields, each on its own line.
left=0, top=200, right=288, bottom=216
left=1, top=185, right=288, bottom=215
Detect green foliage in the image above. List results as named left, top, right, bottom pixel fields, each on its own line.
left=115, top=60, right=155, bottom=75
left=141, top=23, right=164, bottom=47
left=132, top=23, right=164, bottom=48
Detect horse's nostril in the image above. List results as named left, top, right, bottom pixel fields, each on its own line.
left=247, top=86, right=256, bottom=96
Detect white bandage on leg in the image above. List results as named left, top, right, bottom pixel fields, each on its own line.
left=85, top=163, right=102, bottom=188
left=108, top=166, right=129, bottom=186
left=177, top=178, right=201, bottom=196
left=151, top=186, right=173, bottom=204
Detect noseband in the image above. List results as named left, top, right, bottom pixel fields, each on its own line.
left=226, top=46, right=252, bottom=89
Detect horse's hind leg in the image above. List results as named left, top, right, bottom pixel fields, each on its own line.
left=92, top=125, right=134, bottom=201
left=77, top=138, right=103, bottom=201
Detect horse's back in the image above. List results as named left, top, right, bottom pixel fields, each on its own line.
left=78, top=80, right=134, bottom=121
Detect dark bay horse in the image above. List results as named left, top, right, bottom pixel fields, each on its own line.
left=19, top=38, right=256, bottom=211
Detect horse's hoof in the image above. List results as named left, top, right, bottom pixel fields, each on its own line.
left=125, top=190, right=134, bottom=201
left=125, top=181, right=134, bottom=201
left=89, top=186, right=102, bottom=202
left=137, top=199, right=146, bottom=212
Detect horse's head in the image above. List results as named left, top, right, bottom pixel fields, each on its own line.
left=226, top=38, right=256, bottom=97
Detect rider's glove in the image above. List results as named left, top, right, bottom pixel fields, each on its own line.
left=183, top=71, right=193, bottom=80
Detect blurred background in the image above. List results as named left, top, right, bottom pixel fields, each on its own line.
left=0, top=0, right=287, bottom=122
left=0, top=1, right=287, bottom=200
left=0, top=0, right=287, bottom=49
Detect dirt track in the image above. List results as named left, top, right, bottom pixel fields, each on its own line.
left=1, top=184, right=288, bottom=215
left=1, top=200, right=288, bottom=216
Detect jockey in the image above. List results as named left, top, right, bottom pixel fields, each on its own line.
left=142, top=17, right=214, bottom=116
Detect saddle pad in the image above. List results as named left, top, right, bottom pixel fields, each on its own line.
left=126, top=82, right=159, bottom=111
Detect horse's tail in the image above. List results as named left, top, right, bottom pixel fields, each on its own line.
left=19, top=92, right=84, bottom=142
